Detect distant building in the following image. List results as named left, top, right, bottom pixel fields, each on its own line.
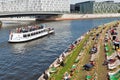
left=115, top=2, right=120, bottom=13
left=0, top=0, right=70, bottom=12
left=74, top=1, right=120, bottom=14
left=70, top=4, right=75, bottom=12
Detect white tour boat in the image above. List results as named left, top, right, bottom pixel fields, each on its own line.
left=8, top=25, right=54, bottom=42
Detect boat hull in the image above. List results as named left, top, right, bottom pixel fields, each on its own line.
left=8, top=29, right=54, bottom=43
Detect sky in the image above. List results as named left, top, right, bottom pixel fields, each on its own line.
left=71, top=0, right=120, bottom=4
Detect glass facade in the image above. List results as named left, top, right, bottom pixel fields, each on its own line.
left=75, top=1, right=120, bottom=14
left=75, top=1, right=94, bottom=14
left=0, top=0, right=70, bottom=12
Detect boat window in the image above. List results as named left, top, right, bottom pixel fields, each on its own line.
left=28, top=34, right=30, bottom=37
left=31, top=33, right=34, bottom=36
left=36, top=32, right=39, bottom=34
left=23, top=34, right=27, bottom=37
left=41, top=30, right=45, bottom=33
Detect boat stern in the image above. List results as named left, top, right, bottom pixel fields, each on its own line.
left=8, top=32, right=23, bottom=42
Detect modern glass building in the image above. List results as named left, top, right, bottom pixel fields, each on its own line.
left=75, top=1, right=120, bottom=14
left=0, top=0, right=70, bottom=12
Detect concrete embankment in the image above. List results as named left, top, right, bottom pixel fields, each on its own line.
left=1, top=13, right=120, bottom=22
left=54, top=13, right=120, bottom=20
left=0, top=17, right=36, bottom=21
left=0, top=17, right=36, bottom=27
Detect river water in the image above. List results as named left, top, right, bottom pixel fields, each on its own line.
left=0, top=18, right=120, bottom=80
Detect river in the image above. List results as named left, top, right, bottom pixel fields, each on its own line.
left=0, top=18, right=120, bottom=80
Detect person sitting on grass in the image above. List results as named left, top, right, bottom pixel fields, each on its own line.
left=43, top=71, right=49, bottom=80
left=57, top=58, right=61, bottom=64
left=113, top=38, right=120, bottom=50
left=83, top=61, right=95, bottom=71
left=90, top=46, right=97, bottom=54
left=63, top=72, right=71, bottom=80
left=102, top=60, right=109, bottom=66
left=60, top=60, right=65, bottom=67
left=86, top=72, right=92, bottom=80
left=70, top=64, right=76, bottom=76
left=49, top=65, right=57, bottom=73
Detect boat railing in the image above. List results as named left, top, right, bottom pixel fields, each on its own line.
left=48, top=28, right=54, bottom=31
left=11, top=26, right=45, bottom=33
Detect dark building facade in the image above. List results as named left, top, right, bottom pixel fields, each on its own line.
left=70, top=4, right=75, bottom=12
left=74, top=1, right=120, bottom=14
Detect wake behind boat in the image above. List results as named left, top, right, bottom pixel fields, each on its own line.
left=8, top=25, right=54, bottom=42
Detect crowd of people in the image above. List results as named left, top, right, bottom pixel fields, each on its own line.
left=103, top=23, right=120, bottom=80
left=41, top=22, right=120, bottom=80
left=15, top=25, right=44, bottom=33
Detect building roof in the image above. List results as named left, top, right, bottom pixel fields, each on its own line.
left=75, top=1, right=95, bottom=5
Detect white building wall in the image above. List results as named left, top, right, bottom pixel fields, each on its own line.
left=0, top=0, right=70, bottom=12
left=0, top=3, right=3, bottom=11
left=41, top=0, right=70, bottom=12
left=27, top=0, right=42, bottom=11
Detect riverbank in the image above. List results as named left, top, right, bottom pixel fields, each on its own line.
left=0, top=17, right=36, bottom=27
left=0, top=13, right=120, bottom=22
left=49, top=13, right=120, bottom=21
left=38, top=21, right=120, bottom=80
left=0, top=17, right=36, bottom=21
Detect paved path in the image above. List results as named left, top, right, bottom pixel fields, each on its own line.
left=116, top=25, right=120, bottom=41
left=96, top=27, right=108, bottom=80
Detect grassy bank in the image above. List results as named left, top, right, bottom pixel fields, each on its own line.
left=50, top=34, right=90, bottom=80
left=48, top=21, right=119, bottom=80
